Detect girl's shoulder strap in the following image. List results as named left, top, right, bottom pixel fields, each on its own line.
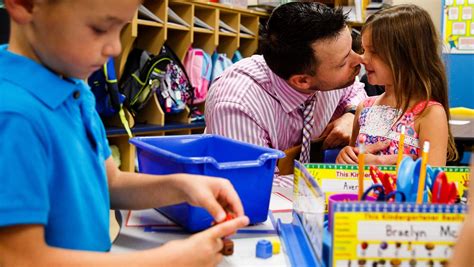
left=410, top=100, right=443, bottom=115
left=362, top=96, right=378, bottom=108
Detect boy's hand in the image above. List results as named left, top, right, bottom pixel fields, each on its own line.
left=160, top=217, right=249, bottom=267
left=175, top=175, right=245, bottom=223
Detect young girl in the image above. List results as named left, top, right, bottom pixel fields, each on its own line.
left=336, top=4, right=457, bottom=166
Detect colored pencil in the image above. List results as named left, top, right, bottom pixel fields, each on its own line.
left=396, top=125, right=406, bottom=177
left=358, top=144, right=365, bottom=201
left=416, top=141, right=430, bottom=204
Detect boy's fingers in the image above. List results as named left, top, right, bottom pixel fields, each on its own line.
left=205, top=216, right=249, bottom=240
left=214, top=253, right=223, bottom=265
left=220, top=182, right=245, bottom=217
left=206, top=180, right=244, bottom=222
left=202, top=196, right=227, bottom=223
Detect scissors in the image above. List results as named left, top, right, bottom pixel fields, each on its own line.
left=369, top=166, right=396, bottom=194
left=431, top=172, right=458, bottom=204
left=362, top=184, right=406, bottom=202
left=397, top=157, right=429, bottom=203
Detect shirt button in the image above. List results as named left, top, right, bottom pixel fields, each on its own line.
left=73, top=91, right=81, bottom=99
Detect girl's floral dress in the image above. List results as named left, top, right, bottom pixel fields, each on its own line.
left=356, top=96, right=441, bottom=157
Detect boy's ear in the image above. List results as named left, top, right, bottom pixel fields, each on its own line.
left=287, top=74, right=312, bottom=92
left=4, top=0, right=35, bottom=24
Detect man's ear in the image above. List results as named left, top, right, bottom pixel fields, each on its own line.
left=287, top=74, right=312, bottom=92
left=4, top=0, right=35, bottom=24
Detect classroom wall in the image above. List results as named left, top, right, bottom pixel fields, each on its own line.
left=391, top=0, right=442, bottom=34
left=380, top=0, right=474, bottom=108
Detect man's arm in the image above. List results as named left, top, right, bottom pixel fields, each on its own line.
left=321, top=81, right=367, bottom=149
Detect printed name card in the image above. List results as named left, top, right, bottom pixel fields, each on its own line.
left=330, top=202, right=467, bottom=267
left=304, top=164, right=470, bottom=210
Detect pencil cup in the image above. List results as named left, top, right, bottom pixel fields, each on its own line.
left=328, top=193, right=375, bottom=232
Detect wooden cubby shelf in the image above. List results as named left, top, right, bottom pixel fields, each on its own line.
left=107, top=121, right=206, bottom=137
left=107, top=0, right=268, bottom=172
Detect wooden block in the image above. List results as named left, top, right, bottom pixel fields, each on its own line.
left=221, top=239, right=234, bottom=256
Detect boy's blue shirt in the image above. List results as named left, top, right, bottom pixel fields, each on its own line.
left=0, top=45, right=112, bottom=251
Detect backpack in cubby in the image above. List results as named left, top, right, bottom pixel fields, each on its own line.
left=119, top=45, right=194, bottom=115
left=183, top=47, right=212, bottom=104
left=88, top=58, right=132, bottom=137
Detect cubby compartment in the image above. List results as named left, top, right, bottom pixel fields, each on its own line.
left=108, top=135, right=137, bottom=172
left=192, top=5, right=218, bottom=54
left=166, top=2, right=193, bottom=60
left=136, top=25, right=165, bottom=56
left=239, top=38, right=257, bottom=57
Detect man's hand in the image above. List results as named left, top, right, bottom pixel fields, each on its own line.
left=320, top=113, right=354, bottom=149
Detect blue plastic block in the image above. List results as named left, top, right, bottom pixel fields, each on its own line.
left=256, top=239, right=273, bottom=259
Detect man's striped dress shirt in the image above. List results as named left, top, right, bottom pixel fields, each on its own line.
left=205, top=55, right=367, bottom=151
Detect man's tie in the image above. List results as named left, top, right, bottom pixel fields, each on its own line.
left=299, top=96, right=316, bottom=163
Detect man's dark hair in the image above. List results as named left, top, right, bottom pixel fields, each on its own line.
left=260, top=2, right=347, bottom=80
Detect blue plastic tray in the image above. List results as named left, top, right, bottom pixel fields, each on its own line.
left=130, top=134, right=285, bottom=232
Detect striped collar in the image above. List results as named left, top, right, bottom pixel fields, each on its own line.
left=258, top=56, right=315, bottom=113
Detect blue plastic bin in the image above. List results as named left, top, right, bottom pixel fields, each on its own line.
left=130, top=134, right=285, bottom=232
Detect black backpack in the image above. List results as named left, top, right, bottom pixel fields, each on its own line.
left=119, top=45, right=194, bottom=116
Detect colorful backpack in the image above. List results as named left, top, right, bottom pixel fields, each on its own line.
left=232, top=50, right=243, bottom=63
left=119, top=45, right=194, bottom=115
left=183, top=47, right=212, bottom=104
left=210, top=52, right=234, bottom=82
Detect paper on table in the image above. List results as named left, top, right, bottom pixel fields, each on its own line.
left=269, top=192, right=292, bottom=212
left=124, top=208, right=278, bottom=234
left=138, top=5, right=164, bottom=24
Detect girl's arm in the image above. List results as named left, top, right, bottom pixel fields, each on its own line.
left=417, top=105, right=449, bottom=166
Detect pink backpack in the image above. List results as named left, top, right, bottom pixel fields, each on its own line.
left=183, top=47, right=212, bottom=104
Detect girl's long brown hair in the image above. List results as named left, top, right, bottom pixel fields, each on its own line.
left=362, top=4, right=458, bottom=161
